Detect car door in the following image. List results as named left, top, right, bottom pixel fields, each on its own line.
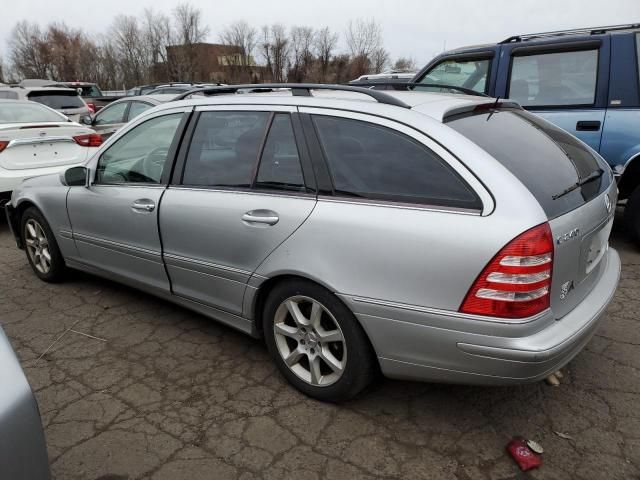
left=159, top=105, right=317, bottom=315
left=498, top=38, right=610, bottom=152
left=92, top=101, right=129, bottom=139
left=66, top=108, right=189, bottom=292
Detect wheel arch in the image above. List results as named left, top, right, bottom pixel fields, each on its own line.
left=618, top=152, right=640, bottom=200
left=10, top=199, right=39, bottom=248
left=250, top=274, right=379, bottom=362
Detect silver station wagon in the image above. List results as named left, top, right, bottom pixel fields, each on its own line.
left=5, top=84, right=620, bottom=402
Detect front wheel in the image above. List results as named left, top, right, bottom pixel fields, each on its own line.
left=624, top=185, right=640, bottom=248
left=263, top=279, right=377, bottom=402
left=21, top=207, right=66, bottom=282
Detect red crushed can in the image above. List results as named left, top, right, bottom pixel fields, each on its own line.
left=506, top=437, right=542, bottom=471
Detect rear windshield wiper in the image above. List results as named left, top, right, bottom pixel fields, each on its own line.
left=552, top=169, right=604, bottom=200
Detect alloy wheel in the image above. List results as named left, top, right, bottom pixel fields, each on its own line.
left=273, top=295, right=347, bottom=387
left=25, top=219, right=52, bottom=274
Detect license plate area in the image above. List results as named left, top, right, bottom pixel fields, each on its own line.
left=579, top=216, right=613, bottom=279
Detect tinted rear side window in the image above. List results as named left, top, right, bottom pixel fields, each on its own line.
left=182, top=111, right=269, bottom=187
left=28, top=91, right=85, bottom=109
left=313, top=116, right=481, bottom=209
left=447, top=108, right=610, bottom=218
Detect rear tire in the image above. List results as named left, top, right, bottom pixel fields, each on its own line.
left=21, top=207, right=66, bottom=282
left=263, top=279, right=377, bottom=402
left=624, top=185, right=640, bottom=247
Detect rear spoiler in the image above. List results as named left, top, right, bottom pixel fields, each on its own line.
left=442, top=100, right=522, bottom=122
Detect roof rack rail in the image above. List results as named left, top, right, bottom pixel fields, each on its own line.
left=173, top=83, right=412, bottom=108
left=500, top=23, right=640, bottom=43
left=346, top=82, right=488, bottom=97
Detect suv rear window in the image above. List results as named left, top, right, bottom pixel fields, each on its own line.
left=447, top=108, right=610, bottom=218
left=508, top=49, right=598, bottom=107
left=27, top=91, right=85, bottom=109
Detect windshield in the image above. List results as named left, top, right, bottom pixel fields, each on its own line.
left=0, top=103, right=65, bottom=123
left=415, top=57, right=491, bottom=94
left=28, top=91, right=85, bottom=109
left=447, top=108, right=610, bottom=218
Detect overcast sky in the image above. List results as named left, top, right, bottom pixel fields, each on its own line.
left=2, top=0, right=639, bottom=66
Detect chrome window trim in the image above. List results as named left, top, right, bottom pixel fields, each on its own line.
left=317, top=196, right=481, bottom=216
left=167, top=185, right=316, bottom=201
left=297, top=106, right=494, bottom=215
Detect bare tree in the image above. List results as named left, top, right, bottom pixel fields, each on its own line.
left=220, top=20, right=258, bottom=82
left=110, top=15, right=149, bottom=86
left=314, top=27, right=338, bottom=82
left=289, top=26, right=314, bottom=82
left=143, top=8, right=175, bottom=80
left=8, top=21, right=50, bottom=79
left=170, top=3, right=209, bottom=81
left=371, top=47, right=390, bottom=73
left=260, top=24, right=289, bottom=82
left=344, top=18, right=384, bottom=76
left=392, top=57, right=417, bottom=71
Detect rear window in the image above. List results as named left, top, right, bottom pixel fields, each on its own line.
left=76, top=85, right=102, bottom=97
left=447, top=108, right=609, bottom=218
left=27, top=91, right=85, bottom=109
left=508, top=49, right=598, bottom=107
left=0, top=103, right=65, bottom=123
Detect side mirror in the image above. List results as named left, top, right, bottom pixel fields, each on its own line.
left=63, top=166, right=89, bottom=187
left=80, top=114, right=93, bottom=126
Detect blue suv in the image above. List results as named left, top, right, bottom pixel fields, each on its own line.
left=412, top=24, right=640, bottom=245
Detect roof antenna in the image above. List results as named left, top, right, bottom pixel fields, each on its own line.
left=487, top=96, right=500, bottom=120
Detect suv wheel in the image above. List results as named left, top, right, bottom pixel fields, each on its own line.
left=624, top=185, right=640, bottom=247
left=21, top=207, right=66, bottom=282
left=263, top=279, right=376, bottom=402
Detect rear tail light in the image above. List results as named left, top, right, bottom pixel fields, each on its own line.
left=87, top=103, right=96, bottom=113
left=460, top=223, right=554, bottom=319
left=73, top=133, right=103, bottom=147
left=0, top=141, right=8, bottom=153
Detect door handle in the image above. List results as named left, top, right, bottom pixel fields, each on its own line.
left=242, top=209, right=279, bottom=225
left=131, top=199, right=155, bottom=212
left=576, top=120, right=601, bottom=131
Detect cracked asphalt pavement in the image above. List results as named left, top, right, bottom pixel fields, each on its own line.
left=1, top=214, right=639, bottom=480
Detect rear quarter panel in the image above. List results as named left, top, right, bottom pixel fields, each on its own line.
left=254, top=110, right=547, bottom=313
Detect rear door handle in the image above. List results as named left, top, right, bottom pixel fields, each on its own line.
left=131, top=199, right=155, bottom=212
left=242, top=209, right=279, bottom=225
left=576, top=120, right=601, bottom=131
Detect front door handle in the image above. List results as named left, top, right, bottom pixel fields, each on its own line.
left=576, top=120, right=601, bottom=131
left=242, top=209, right=279, bottom=225
left=131, top=199, right=155, bottom=212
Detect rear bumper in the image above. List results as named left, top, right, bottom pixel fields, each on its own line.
left=346, top=247, right=621, bottom=385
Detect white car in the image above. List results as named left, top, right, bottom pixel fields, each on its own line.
left=0, top=99, right=102, bottom=200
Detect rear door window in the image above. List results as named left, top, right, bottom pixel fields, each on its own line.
left=95, top=102, right=128, bottom=125
left=447, top=108, right=610, bottom=218
left=27, top=91, right=85, bottom=109
left=182, top=111, right=270, bottom=187
left=508, top=49, right=598, bottom=107
left=255, top=114, right=306, bottom=192
left=312, top=115, right=481, bottom=209
left=128, top=102, right=153, bottom=120
left=417, top=57, right=491, bottom=94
